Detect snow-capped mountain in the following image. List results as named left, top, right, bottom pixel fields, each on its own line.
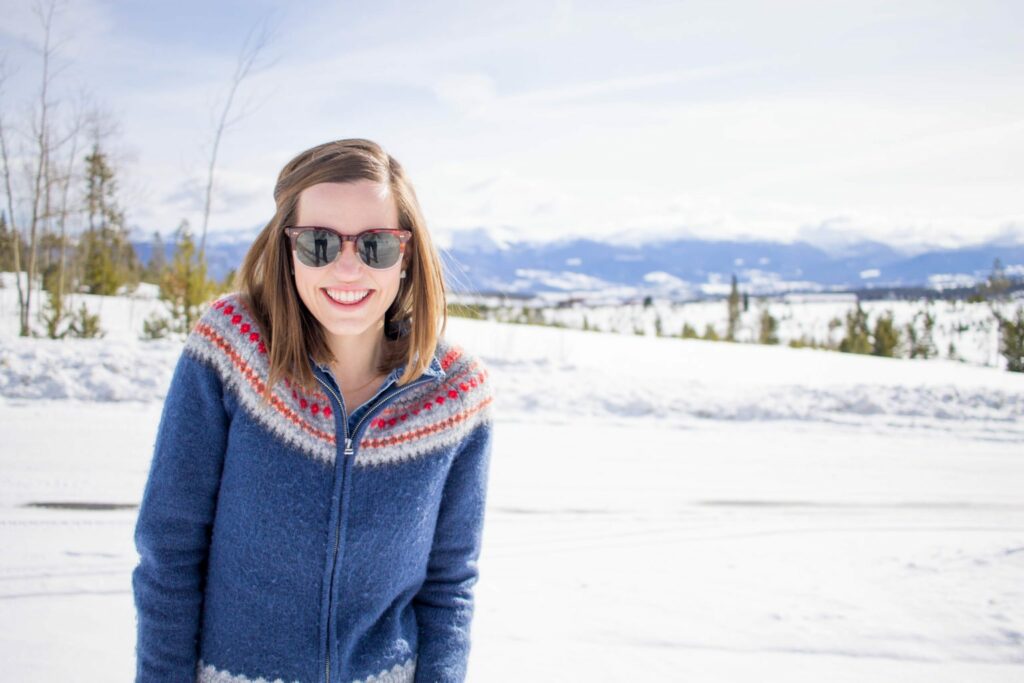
left=439, top=229, right=1024, bottom=297
left=134, top=226, right=1024, bottom=298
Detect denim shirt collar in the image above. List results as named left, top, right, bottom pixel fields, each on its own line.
left=309, top=350, right=446, bottom=385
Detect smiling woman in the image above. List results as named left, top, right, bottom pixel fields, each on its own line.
left=131, top=139, right=495, bottom=683
left=287, top=182, right=411, bottom=409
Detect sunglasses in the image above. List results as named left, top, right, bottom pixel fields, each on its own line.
left=284, top=226, right=412, bottom=270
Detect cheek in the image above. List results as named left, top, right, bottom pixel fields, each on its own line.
left=292, top=265, right=319, bottom=305
left=377, top=275, right=402, bottom=306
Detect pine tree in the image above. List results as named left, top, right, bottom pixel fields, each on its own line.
left=78, top=142, right=140, bottom=294
left=38, top=258, right=72, bottom=338
left=839, top=302, right=871, bottom=354
left=827, top=316, right=843, bottom=348
left=871, top=310, right=900, bottom=357
left=702, top=324, right=720, bottom=341
left=158, top=220, right=215, bottom=334
left=985, top=258, right=1011, bottom=301
left=67, top=302, right=103, bottom=338
left=79, top=229, right=120, bottom=295
left=726, top=274, right=741, bottom=341
left=905, top=306, right=937, bottom=359
left=40, top=289, right=69, bottom=339
left=994, top=305, right=1024, bottom=373
left=142, top=231, right=168, bottom=283
left=757, top=300, right=779, bottom=345
left=681, top=322, right=699, bottom=339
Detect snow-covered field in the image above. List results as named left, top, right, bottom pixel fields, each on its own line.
left=1, top=277, right=1023, bottom=681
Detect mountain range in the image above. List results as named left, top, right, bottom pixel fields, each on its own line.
left=133, top=227, right=1024, bottom=301
left=441, top=230, right=1024, bottom=299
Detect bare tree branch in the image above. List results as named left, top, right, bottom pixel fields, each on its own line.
left=53, top=95, right=86, bottom=300
left=199, top=16, right=275, bottom=259
left=22, top=0, right=60, bottom=335
left=0, top=57, right=29, bottom=325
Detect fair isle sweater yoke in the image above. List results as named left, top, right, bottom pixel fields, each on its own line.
left=132, top=293, right=494, bottom=683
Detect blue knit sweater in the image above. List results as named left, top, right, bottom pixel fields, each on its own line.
left=132, top=293, right=494, bottom=683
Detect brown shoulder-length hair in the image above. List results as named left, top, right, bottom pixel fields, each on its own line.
left=235, top=138, right=447, bottom=397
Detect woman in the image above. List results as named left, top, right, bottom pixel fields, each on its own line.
left=133, top=139, right=495, bottom=683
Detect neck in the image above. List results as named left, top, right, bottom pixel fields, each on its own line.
left=324, top=322, right=386, bottom=389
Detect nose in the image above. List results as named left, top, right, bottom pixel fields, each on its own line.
left=331, top=238, right=363, bottom=276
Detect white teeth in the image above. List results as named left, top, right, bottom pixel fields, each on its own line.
left=324, top=288, right=370, bottom=304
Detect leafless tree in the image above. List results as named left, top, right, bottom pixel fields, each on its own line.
left=199, top=19, right=274, bottom=259
left=51, top=98, right=89, bottom=302
left=20, top=0, right=64, bottom=335
left=0, top=59, right=28, bottom=325
left=1, top=0, right=96, bottom=335
left=0, top=1, right=66, bottom=335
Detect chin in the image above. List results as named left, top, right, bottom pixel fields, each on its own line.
left=319, top=316, right=385, bottom=340
left=298, top=287, right=395, bottom=342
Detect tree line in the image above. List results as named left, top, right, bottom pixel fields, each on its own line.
left=691, top=282, right=1018, bottom=372
left=1, top=0, right=267, bottom=340
left=712, top=269, right=1023, bottom=372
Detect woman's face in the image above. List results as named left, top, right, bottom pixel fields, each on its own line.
left=291, top=180, right=405, bottom=345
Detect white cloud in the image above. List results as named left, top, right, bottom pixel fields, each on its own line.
left=432, top=73, right=498, bottom=115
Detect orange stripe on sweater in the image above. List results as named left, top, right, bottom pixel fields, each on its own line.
left=194, top=323, right=336, bottom=446
left=216, top=295, right=330, bottom=403
left=376, top=362, right=489, bottom=420
left=360, top=395, right=494, bottom=450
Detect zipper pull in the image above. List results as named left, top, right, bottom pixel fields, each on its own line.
left=344, top=438, right=354, bottom=456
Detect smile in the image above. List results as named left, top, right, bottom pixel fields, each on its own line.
left=322, top=288, right=371, bottom=305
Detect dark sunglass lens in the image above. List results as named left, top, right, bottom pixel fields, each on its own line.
left=295, top=229, right=340, bottom=267
left=356, top=232, right=401, bottom=269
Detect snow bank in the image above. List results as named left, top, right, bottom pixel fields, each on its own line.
left=457, top=318, right=1024, bottom=436
left=3, top=316, right=1021, bottom=436
left=0, top=338, right=179, bottom=401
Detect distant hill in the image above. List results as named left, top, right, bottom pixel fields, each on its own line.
left=439, top=231, right=1024, bottom=298
left=133, top=229, right=1024, bottom=299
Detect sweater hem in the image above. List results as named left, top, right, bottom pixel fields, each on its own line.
left=195, top=657, right=416, bottom=683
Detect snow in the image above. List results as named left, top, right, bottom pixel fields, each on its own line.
left=0, top=338, right=179, bottom=401
left=534, top=297, right=1020, bottom=369
left=643, top=271, right=695, bottom=299
left=513, top=268, right=614, bottom=291
left=644, top=271, right=685, bottom=286
left=929, top=273, right=979, bottom=290
left=1, top=278, right=1023, bottom=680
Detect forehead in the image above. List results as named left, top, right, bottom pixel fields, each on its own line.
left=295, top=180, right=398, bottom=231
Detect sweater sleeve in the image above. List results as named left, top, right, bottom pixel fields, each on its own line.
left=132, top=347, right=230, bottom=682
left=412, top=419, right=494, bottom=683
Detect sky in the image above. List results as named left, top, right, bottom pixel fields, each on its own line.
left=0, top=0, right=1022, bottom=253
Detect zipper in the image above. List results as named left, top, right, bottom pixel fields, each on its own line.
left=313, top=370, right=434, bottom=683
left=314, top=373, right=345, bottom=683
left=313, top=376, right=355, bottom=456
